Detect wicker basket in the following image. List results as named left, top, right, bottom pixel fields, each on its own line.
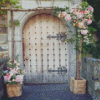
left=6, top=83, right=22, bottom=98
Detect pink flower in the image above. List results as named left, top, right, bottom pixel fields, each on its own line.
left=84, top=19, right=88, bottom=22
left=65, top=14, right=71, bottom=21
left=10, top=68, right=13, bottom=71
left=9, top=69, right=17, bottom=76
left=73, top=8, right=78, bottom=15
left=61, top=11, right=67, bottom=18
left=4, top=76, right=9, bottom=81
left=78, top=5, right=82, bottom=9
left=15, top=75, right=24, bottom=82
left=69, top=8, right=74, bottom=13
left=84, top=10, right=90, bottom=14
left=77, top=12, right=84, bottom=19
left=87, top=5, right=94, bottom=13
left=81, top=30, right=88, bottom=35
left=15, top=66, right=20, bottom=71
left=78, top=22, right=84, bottom=28
left=87, top=19, right=92, bottom=25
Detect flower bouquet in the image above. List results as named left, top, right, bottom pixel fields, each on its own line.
left=3, top=60, right=25, bottom=98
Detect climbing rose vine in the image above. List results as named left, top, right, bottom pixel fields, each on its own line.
left=55, top=2, right=94, bottom=80
left=58, top=2, right=94, bottom=38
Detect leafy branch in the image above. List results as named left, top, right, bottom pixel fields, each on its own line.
left=0, top=0, right=22, bottom=14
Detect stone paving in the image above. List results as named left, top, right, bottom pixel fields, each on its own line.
left=2, top=84, right=93, bottom=100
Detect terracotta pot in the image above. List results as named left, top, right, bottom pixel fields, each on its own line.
left=6, top=83, right=22, bottom=98
left=70, top=77, right=86, bottom=94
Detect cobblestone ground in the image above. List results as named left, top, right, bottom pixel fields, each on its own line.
left=2, top=84, right=93, bottom=100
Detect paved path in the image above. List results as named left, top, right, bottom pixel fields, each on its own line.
left=2, top=84, right=93, bottom=100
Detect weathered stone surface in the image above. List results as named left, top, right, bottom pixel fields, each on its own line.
left=0, top=27, right=7, bottom=34
left=0, top=34, right=8, bottom=44
left=82, top=57, right=100, bottom=100
left=70, top=77, right=86, bottom=94
left=0, top=58, right=8, bottom=99
left=0, top=44, right=8, bottom=51
left=0, top=14, right=8, bottom=34
left=0, top=51, right=9, bottom=58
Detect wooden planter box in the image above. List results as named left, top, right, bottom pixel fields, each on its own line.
left=6, top=83, right=22, bottom=98
left=70, top=77, right=86, bottom=94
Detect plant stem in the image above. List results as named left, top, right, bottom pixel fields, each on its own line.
left=76, top=37, right=82, bottom=80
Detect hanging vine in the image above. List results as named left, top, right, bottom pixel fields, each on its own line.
left=0, top=0, right=21, bottom=15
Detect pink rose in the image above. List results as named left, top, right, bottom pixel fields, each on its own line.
left=61, top=11, right=67, bottom=18
left=78, top=22, right=84, bottom=28
left=84, top=19, right=88, bottom=22
left=84, top=10, right=90, bottom=14
left=4, top=76, right=9, bottom=81
left=65, top=14, right=71, bottom=21
left=77, top=12, right=84, bottom=19
left=10, top=68, right=13, bottom=71
left=9, top=69, right=17, bottom=76
left=87, top=19, right=92, bottom=25
left=81, top=30, right=88, bottom=35
left=87, top=5, right=94, bottom=13
left=69, top=8, right=74, bottom=13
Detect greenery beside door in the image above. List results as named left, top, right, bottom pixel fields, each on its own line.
left=52, top=1, right=95, bottom=94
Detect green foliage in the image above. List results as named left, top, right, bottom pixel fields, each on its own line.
left=8, top=81, right=18, bottom=85
left=80, top=1, right=89, bottom=9
left=82, top=42, right=100, bottom=59
left=97, top=20, right=100, bottom=28
left=0, top=0, right=21, bottom=15
left=15, top=54, right=19, bottom=62
left=87, top=26, right=97, bottom=42
left=9, top=20, right=20, bottom=27
left=52, top=6, right=69, bottom=16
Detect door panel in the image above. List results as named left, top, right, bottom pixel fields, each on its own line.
left=23, top=14, right=67, bottom=84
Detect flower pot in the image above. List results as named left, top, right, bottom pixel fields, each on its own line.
left=6, top=83, right=22, bottom=98
left=70, top=77, right=86, bottom=94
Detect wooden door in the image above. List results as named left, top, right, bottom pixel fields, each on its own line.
left=23, top=14, right=68, bottom=84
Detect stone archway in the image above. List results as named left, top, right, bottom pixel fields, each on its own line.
left=7, top=10, right=76, bottom=85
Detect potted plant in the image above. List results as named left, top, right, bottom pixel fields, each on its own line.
left=52, top=1, right=94, bottom=94
left=3, top=60, right=25, bottom=98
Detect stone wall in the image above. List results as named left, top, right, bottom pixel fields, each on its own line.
left=0, top=14, right=9, bottom=59
left=0, top=58, right=8, bottom=99
left=82, top=57, right=100, bottom=100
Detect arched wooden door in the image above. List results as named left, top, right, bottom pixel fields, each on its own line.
left=23, top=14, right=68, bottom=84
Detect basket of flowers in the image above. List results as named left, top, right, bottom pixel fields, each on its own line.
left=3, top=60, right=25, bottom=98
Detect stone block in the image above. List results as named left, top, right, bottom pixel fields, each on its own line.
left=70, top=77, right=86, bottom=94
left=6, top=83, right=22, bottom=98
left=73, top=78, right=86, bottom=94
left=0, top=27, right=7, bottom=34
left=0, top=34, right=8, bottom=44
left=0, top=44, right=8, bottom=51
left=0, top=51, right=9, bottom=58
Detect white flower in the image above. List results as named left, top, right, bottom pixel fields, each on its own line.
left=81, top=30, right=88, bottom=35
